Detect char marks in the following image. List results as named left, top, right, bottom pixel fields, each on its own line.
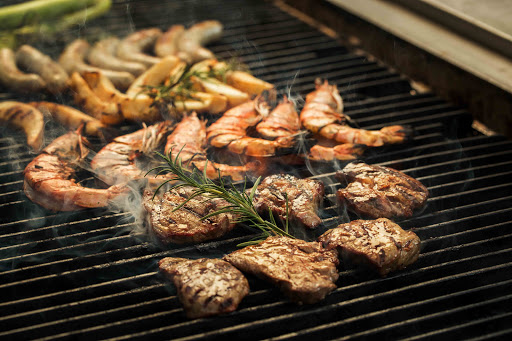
left=159, top=257, right=249, bottom=318
left=336, top=161, right=429, bottom=219
left=224, top=236, right=339, bottom=304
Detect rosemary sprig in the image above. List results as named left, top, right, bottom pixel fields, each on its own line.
left=146, top=149, right=294, bottom=246
left=141, top=57, right=247, bottom=111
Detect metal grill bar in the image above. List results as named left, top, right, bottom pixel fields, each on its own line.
left=0, top=0, right=510, bottom=339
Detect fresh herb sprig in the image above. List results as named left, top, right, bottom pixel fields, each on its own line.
left=147, top=149, right=294, bottom=246
left=142, top=58, right=247, bottom=111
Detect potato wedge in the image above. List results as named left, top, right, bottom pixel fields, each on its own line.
left=0, top=101, right=44, bottom=151
left=172, top=92, right=227, bottom=114
left=29, top=101, right=109, bottom=138
left=82, top=71, right=161, bottom=123
left=126, top=55, right=183, bottom=97
left=191, top=76, right=249, bottom=108
left=68, top=72, right=123, bottom=125
left=225, top=70, right=274, bottom=96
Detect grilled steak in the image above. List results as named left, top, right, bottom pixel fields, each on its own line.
left=318, top=218, right=421, bottom=276
left=251, top=174, right=325, bottom=229
left=143, top=186, right=237, bottom=244
left=223, top=236, right=339, bottom=304
left=159, top=257, right=249, bottom=318
left=336, top=161, right=428, bottom=219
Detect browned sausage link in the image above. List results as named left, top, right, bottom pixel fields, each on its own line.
left=15, top=45, right=68, bottom=94
left=177, top=20, right=223, bottom=63
left=0, top=48, right=46, bottom=93
left=116, top=28, right=162, bottom=67
left=0, top=101, right=44, bottom=151
left=29, top=101, right=110, bottom=138
left=59, top=39, right=135, bottom=91
left=87, top=37, right=147, bottom=76
left=154, top=25, right=185, bottom=57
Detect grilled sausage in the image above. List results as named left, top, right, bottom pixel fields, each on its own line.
left=116, top=28, right=162, bottom=67
left=87, top=37, right=147, bottom=76
left=0, top=101, right=44, bottom=151
left=15, top=45, right=68, bottom=94
left=154, top=25, right=185, bottom=57
left=177, top=20, right=223, bottom=63
left=59, top=39, right=135, bottom=90
left=0, top=48, right=46, bottom=93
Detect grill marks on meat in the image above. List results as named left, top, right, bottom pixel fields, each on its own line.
left=224, top=236, right=339, bottom=304
left=336, top=161, right=428, bottom=219
left=252, top=174, right=325, bottom=229
left=319, top=218, right=420, bottom=276
left=159, top=257, right=249, bottom=318
left=143, top=187, right=237, bottom=244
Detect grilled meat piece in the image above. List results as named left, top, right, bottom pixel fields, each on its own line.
left=318, top=218, right=421, bottom=276
left=223, top=236, right=339, bottom=304
left=251, top=174, right=325, bottom=229
left=159, top=257, right=249, bottom=318
left=143, top=186, right=237, bottom=244
left=336, top=161, right=428, bottom=219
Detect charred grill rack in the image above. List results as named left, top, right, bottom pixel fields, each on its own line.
left=1, top=0, right=512, bottom=340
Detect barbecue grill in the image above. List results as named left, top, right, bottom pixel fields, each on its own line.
left=1, top=0, right=512, bottom=340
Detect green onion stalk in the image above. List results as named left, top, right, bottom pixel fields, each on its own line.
left=0, top=0, right=112, bottom=48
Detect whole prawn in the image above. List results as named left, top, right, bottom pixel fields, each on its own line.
left=308, top=143, right=366, bottom=162
left=206, top=96, right=296, bottom=157
left=301, top=79, right=410, bottom=147
left=256, top=95, right=300, bottom=140
left=165, top=112, right=261, bottom=181
left=23, top=128, right=128, bottom=211
left=91, top=121, right=175, bottom=186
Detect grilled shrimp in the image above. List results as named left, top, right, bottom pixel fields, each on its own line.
left=165, top=112, right=260, bottom=181
left=207, top=98, right=267, bottom=148
left=300, top=79, right=410, bottom=147
left=91, top=121, right=175, bottom=186
left=256, top=96, right=300, bottom=140
left=207, top=97, right=297, bottom=157
left=300, top=79, right=346, bottom=134
left=23, top=128, right=128, bottom=211
left=319, top=124, right=410, bottom=147
left=308, top=143, right=366, bottom=162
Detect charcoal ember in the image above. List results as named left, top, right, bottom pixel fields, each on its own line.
left=159, top=257, right=249, bottom=318
left=318, top=218, right=421, bottom=276
left=224, top=236, right=339, bottom=304
left=336, top=161, right=428, bottom=219
left=143, top=186, right=237, bottom=244
left=251, top=174, right=325, bottom=229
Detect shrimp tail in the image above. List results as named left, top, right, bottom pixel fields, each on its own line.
left=254, top=93, right=271, bottom=118
left=380, top=125, right=414, bottom=143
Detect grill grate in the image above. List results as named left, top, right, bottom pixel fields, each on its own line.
left=1, top=0, right=512, bottom=340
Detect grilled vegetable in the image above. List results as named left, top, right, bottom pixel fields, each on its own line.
left=0, top=0, right=111, bottom=48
